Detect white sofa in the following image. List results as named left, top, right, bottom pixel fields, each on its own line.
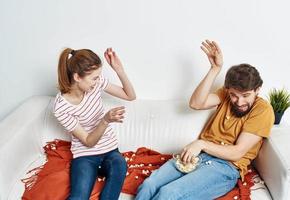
left=0, top=96, right=289, bottom=200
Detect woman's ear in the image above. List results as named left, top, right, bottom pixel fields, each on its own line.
left=224, top=87, right=229, bottom=94
left=73, top=73, right=82, bottom=83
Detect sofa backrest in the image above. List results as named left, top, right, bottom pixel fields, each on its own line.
left=42, top=97, right=215, bottom=154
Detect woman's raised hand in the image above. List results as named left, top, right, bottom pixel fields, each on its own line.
left=103, top=106, right=126, bottom=123
left=104, top=48, right=124, bottom=72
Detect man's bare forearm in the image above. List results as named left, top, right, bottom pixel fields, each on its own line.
left=189, top=68, right=220, bottom=108
left=200, top=140, right=243, bottom=162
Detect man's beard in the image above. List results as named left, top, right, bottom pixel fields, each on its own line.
left=230, top=102, right=252, bottom=118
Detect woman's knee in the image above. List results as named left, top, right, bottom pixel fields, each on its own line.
left=113, top=155, right=127, bottom=172
left=104, top=153, right=127, bottom=177
left=70, top=158, right=96, bottom=179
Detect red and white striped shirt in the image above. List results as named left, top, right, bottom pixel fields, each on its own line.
left=53, top=76, right=118, bottom=158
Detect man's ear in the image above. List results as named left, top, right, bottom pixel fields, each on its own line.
left=73, top=73, right=82, bottom=83
left=255, top=87, right=261, bottom=94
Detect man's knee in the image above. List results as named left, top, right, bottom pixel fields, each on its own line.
left=139, top=177, right=159, bottom=194
left=157, top=184, right=183, bottom=200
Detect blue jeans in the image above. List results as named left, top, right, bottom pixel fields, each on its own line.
left=135, top=153, right=239, bottom=200
left=67, top=149, right=127, bottom=200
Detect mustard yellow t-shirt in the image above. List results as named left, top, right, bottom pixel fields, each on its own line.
left=199, top=87, right=274, bottom=180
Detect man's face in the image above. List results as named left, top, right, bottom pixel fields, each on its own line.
left=227, top=87, right=260, bottom=117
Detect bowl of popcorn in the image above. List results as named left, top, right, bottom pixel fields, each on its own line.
left=173, top=154, right=201, bottom=173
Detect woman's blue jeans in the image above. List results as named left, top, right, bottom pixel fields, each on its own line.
left=67, top=148, right=127, bottom=200
left=135, top=153, right=240, bottom=200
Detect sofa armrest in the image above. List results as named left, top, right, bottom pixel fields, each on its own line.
left=254, top=125, right=290, bottom=200
left=0, top=96, right=52, bottom=199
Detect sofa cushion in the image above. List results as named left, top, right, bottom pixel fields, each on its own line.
left=254, top=125, right=290, bottom=200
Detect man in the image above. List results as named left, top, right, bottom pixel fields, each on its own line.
left=135, top=40, right=274, bottom=200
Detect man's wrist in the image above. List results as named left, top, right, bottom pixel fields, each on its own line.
left=198, top=140, right=207, bottom=151
left=210, top=67, right=221, bottom=74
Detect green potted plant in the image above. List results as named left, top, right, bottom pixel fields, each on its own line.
left=268, top=88, right=290, bottom=124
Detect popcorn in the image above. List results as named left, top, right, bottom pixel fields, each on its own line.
left=142, top=169, right=150, bottom=175
left=173, top=154, right=201, bottom=173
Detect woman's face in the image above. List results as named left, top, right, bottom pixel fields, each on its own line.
left=77, top=67, right=102, bottom=92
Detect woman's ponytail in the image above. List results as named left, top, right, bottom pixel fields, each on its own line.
left=58, top=48, right=73, bottom=94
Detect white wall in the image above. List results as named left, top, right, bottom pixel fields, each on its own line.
left=1, top=0, right=290, bottom=123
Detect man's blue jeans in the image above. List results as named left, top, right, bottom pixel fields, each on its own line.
left=67, top=149, right=127, bottom=200
left=135, top=153, right=240, bottom=200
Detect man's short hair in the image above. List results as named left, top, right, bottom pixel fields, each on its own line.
left=225, top=63, right=263, bottom=91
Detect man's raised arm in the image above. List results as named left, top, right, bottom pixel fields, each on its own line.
left=189, top=40, right=224, bottom=110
